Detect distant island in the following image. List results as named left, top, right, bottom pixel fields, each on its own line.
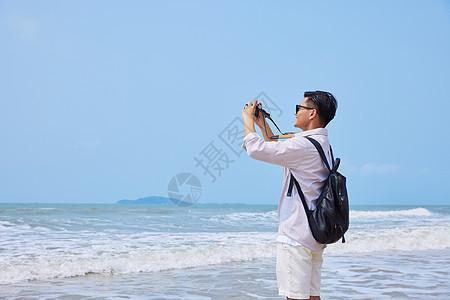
left=116, top=196, right=172, bottom=204
left=116, top=196, right=251, bottom=206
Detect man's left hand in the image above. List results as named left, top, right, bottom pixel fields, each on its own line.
left=242, top=100, right=258, bottom=123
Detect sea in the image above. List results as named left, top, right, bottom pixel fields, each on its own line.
left=0, top=203, right=449, bottom=300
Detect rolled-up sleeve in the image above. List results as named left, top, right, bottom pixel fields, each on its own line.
left=242, top=132, right=305, bottom=168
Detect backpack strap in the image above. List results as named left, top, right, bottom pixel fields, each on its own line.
left=287, top=137, right=333, bottom=198
left=305, top=137, right=333, bottom=171
left=287, top=174, right=295, bottom=197
left=330, top=145, right=335, bottom=164
left=288, top=172, right=311, bottom=215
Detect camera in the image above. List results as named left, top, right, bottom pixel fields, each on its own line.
left=255, top=103, right=270, bottom=118
left=245, top=101, right=291, bottom=138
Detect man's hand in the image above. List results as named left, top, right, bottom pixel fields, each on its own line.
left=250, top=101, right=278, bottom=142
left=242, top=100, right=258, bottom=137
left=242, top=100, right=258, bottom=123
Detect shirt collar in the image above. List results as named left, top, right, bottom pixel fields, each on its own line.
left=295, top=128, right=328, bottom=137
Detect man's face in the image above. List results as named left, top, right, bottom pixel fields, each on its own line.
left=294, top=97, right=315, bottom=130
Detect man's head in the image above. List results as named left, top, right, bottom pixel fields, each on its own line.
left=294, top=91, right=337, bottom=130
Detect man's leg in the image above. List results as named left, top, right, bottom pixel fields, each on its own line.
left=285, top=248, right=324, bottom=300
left=309, top=249, right=323, bottom=299
left=277, top=243, right=317, bottom=299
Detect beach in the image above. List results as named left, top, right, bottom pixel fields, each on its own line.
left=1, top=204, right=449, bottom=299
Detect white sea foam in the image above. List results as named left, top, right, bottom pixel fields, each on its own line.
left=217, top=210, right=278, bottom=223
left=350, top=207, right=433, bottom=219
left=0, top=232, right=276, bottom=284
left=327, top=225, right=450, bottom=254
left=2, top=224, right=450, bottom=284
left=0, top=220, right=13, bottom=227
left=219, top=208, right=434, bottom=223
left=0, top=221, right=32, bottom=231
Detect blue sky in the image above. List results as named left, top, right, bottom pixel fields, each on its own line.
left=0, top=0, right=449, bottom=205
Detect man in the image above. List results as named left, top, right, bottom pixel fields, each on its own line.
left=241, top=91, right=338, bottom=300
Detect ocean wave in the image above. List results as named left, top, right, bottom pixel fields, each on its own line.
left=350, top=207, right=433, bottom=219
left=0, top=221, right=32, bottom=232
left=216, top=208, right=435, bottom=223
left=327, top=225, right=450, bottom=254
left=0, top=220, right=13, bottom=227
left=0, top=232, right=276, bottom=284
left=2, top=224, right=450, bottom=284
left=216, top=210, right=278, bottom=222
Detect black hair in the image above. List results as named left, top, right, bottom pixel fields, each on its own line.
left=303, top=90, right=338, bottom=126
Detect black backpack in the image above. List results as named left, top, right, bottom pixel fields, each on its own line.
left=287, top=137, right=349, bottom=244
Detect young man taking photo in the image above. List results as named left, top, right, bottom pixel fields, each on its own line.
left=242, top=91, right=338, bottom=300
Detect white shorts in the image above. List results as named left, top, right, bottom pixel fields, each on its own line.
left=276, top=242, right=324, bottom=299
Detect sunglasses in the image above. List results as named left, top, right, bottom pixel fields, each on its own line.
left=296, top=104, right=315, bottom=114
